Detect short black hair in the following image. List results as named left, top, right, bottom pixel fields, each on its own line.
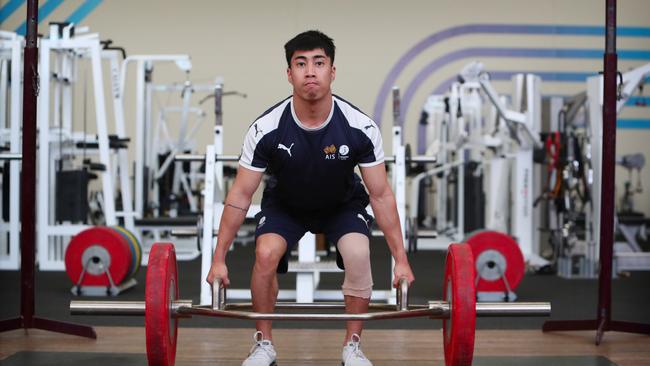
left=284, top=30, right=335, bottom=66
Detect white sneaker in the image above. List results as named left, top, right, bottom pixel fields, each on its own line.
left=242, top=331, right=277, bottom=366
left=341, top=334, right=373, bottom=366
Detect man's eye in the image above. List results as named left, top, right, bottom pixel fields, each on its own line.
left=316, top=61, right=324, bottom=66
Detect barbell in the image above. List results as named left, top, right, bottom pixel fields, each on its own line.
left=70, top=242, right=550, bottom=366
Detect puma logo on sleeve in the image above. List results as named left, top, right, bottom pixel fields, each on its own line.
left=253, top=123, right=263, bottom=137
left=277, top=143, right=295, bottom=157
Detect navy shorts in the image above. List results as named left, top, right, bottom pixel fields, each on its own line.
left=254, top=202, right=374, bottom=274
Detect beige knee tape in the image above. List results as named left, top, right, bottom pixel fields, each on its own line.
left=337, top=233, right=373, bottom=299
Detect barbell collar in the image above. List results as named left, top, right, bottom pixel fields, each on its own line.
left=470, top=301, right=551, bottom=317
left=70, top=299, right=195, bottom=316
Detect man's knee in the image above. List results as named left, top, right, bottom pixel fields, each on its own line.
left=338, top=233, right=373, bottom=299
left=255, top=234, right=287, bottom=272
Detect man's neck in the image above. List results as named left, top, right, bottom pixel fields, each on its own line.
left=293, top=93, right=333, bottom=128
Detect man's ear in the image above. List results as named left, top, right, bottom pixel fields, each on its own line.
left=287, top=67, right=292, bottom=83
left=331, top=65, right=336, bottom=81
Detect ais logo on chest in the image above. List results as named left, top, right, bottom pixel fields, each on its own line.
left=323, top=144, right=350, bottom=160
left=323, top=144, right=336, bottom=160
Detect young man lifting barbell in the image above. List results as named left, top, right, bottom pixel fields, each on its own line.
left=206, top=30, right=415, bottom=366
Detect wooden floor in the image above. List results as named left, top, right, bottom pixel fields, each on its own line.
left=1, top=327, right=649, bottom=365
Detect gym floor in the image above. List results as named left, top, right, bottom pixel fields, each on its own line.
left=1, top=238, right=649, bottom=365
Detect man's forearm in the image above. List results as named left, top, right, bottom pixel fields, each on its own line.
left=212, top=195, right=251, bottom=263
left=370, top=192, right=408, bottom=263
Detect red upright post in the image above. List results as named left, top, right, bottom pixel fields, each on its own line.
left=0, top=0, right=96, bottom=339
left=542, top=0, right=650, bottom=344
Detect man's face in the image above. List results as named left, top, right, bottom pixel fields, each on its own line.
left=287, top=48, right=336, bottom=102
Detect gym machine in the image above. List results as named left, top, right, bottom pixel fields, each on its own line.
left=412, top=62, right=545, bottom=264
left=36, top=23, right=135, bottom=270
left=553, top=62, right=650, bottom=278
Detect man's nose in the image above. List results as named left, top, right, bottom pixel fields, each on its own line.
left=306, top=62, right=316, bottom=76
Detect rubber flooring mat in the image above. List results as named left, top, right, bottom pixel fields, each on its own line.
left=0, top=352, right=617, bottom=366
left=0, top=351, right=146, bottom=366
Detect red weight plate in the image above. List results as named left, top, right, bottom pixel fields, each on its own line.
left=442, top=243, right=476, bottom=366
left=466, top=230, right=525, bottom=292
left=146, top=243, right=178, bottom=366
left=64, top=226, right=132, bottom=286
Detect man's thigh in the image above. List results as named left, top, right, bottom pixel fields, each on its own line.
left=254, top=207, right=306, bottom=273
left=323, top=206, right=373, bottom=270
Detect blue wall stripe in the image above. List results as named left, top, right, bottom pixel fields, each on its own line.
left=0, top=0, right=24, bottom=24
left=553, top=26, right=650, bottom=37
left=433, top=73, right=650, bottom=95
left=374, top=24, right=650, bottom=126
left=15, top=0, right=64, bottom=35
left=405, top=46, right=650, bottom=124
left=628, top=97, right=650, bottom=106
left=542, top=96, right=649, bottom=107
left=405, top=47, right=650, bottom=152
left=618, top=27, right=650, bottom=37
left=618, top=119, right=650, bottom=129
left=66, top=0, right=102, bottom=25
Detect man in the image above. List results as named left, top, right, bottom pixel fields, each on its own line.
left=207, top=30, right=415, bottom=366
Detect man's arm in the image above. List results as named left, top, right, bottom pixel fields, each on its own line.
left=360, top=163, right=414, bottom=286
left=207, top=166, right=264, bottom=285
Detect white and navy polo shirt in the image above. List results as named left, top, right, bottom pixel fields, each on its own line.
left=239, top=95, right=385, bottom=213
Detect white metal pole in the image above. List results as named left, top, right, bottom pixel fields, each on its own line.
left=134, top=61, right=146, bottom=218
left=36, top=40, right=51, bottom=267
left=89, top=40, right=117, bottom=226
left=106, top=51, right=136, bottom=232
left=200, top=145, right=217, bottom=305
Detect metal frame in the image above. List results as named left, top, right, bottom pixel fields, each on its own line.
left=119, top=55, right=192, bottom=220
left=0, top=31, right=23, bottom=270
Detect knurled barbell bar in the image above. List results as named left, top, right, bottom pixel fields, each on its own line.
left=70, top=243, right=550, bottom=366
